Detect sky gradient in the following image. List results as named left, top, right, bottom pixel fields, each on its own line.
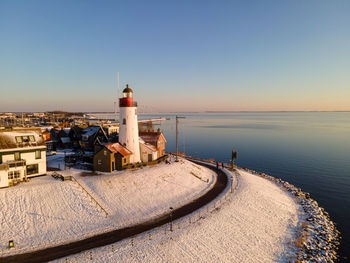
left=1, top=0, right=349, bottom=112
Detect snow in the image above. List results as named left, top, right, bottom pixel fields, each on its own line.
left=0, top=157, right=216, bottom=257
left=56, top=167, right=301, bottom=263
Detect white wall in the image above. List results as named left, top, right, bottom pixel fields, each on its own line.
left=1, top=149, right=46, bottom=178
left=140, top=143, right=158, bottom=163
left=119, top=107, right=140, bottom=163
left=0, top=169, right=8, bottom=188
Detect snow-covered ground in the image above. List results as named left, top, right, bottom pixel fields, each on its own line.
left=0, top=157, right=216, bottom=257
left=57, top=168, right=301, bottom=263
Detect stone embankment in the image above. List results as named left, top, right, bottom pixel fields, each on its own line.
left=240, top=168, right=340, bottom=263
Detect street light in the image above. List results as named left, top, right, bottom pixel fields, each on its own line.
left=231, top=148, right=238, bottom=171
left=169, top=207, right=174, bottom=231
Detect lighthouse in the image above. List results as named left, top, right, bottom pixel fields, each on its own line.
left=119, top=84, right=141, bottom=163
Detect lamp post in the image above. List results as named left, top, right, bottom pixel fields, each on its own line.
left=231, top=148, right=238, bottom=171
left=169, top=207, right=173, bottom=231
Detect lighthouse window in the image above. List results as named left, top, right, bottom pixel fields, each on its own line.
left=123, top=118, right=126, bottom=125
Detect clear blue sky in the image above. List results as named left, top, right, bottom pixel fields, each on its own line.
left=1, top=0, right=349, bottom=112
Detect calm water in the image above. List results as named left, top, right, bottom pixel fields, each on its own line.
left=139, top=112, right=350, bottom=261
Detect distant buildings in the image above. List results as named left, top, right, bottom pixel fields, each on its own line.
left=0, top=128, right=47, bottom=188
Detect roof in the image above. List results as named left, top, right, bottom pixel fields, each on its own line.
left=139, top=132, right=166, bottom=143
left=60, top=137, right=71, bottom=143
left=123, top=84, right=133, bottom=93
left=0, top=129, right=46, bottom=151
left=82, top=126, right=101, bottom=137
left=104, top=143, right=132, bottom=156
left=139, top=139, right=157, bottom=152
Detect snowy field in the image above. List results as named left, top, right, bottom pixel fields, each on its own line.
left=0, top=157, right=216, bottom=257
left=58, top=168, right=301, bottom=263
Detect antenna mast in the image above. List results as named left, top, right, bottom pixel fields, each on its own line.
left=115, top=72, right=120, bottom=122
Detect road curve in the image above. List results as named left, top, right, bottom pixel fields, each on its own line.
left=0, top=160, right=229, bottom=263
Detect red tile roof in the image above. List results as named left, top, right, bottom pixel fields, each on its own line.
left=139, top=132, right=166, bottom=143
left=105, top=143, right=132, bottom=156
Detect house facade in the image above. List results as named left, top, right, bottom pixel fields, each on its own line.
left=139, top=138, right=158, bottom=162
left=93, top=143, right=132, bottom=172
left=0, top=128, right=47, bottom=188
left=139, top=131, right=166, bottom=159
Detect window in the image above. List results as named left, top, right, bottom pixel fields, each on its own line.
left=8, top=171, right=20, bottom=180
left=104, top=150, right=107, bottom=156
left=29, top=135, right=35, bottom=142
left=98, top=159, right=102, bottom=165
left=16, top=136, right=23, bottom=143
left=14, top=171, right=20, bottom=179
left=14, top=152, right=21, bottom=161
left=123, top=118, right=126, bottom=125
left=22, top=136, right=29, bottom=143
left=135, top=109, right=137, bottom=115
left=35, top=150, right=41, bottom=159
left=0, top=154, right=2, bottom=164
left=26, top=164, right=38, bottom=175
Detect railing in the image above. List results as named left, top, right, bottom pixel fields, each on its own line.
left=7, top=160, right=26, bottom=168
left=69, top=176, right=109, bottom=217
left=123, top=155, right=168, bottom=170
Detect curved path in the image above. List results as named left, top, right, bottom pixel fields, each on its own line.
left=0, top=161, right=229, bottom=263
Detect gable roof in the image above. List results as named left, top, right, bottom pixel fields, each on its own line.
left=82, top=126, right=101, bottom=137
left=139, top=138, right=157, bottom=152
left=104, top=143, right=132, bottom=156
left=139, top=131, right=166, bottom=144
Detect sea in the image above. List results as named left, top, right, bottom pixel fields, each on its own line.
left=99, top=112, right=350, bottom=261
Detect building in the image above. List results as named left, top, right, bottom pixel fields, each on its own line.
left=0, top=128, right=47, bottom=188
left=119, top=85, right=141, bottom=163
left=80, top=125, right=109, bottom=152
left=139, top=138, right=158, bottom=162
left=139, top=130, right=166, bottom=159
left=93, top=143, right=132, bottom=172
left=92, top=85, right=167, bottom=172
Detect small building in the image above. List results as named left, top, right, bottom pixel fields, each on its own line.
left=50, top=128, right=71, bottom=149
left=139, top=138, right=158, bottom=162
left=139, top=131, right=166, bottom=159
left=93, top=143, right=132, bottom=172
left=81, top=125, right=109, bottom=152
left=0, top=128, right=47, bottom=188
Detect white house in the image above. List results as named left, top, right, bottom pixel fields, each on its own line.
left=139, top=138, right=158, bottom=163
left=0, top=128, right=47, bottom=188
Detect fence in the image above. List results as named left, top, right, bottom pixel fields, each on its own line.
left=68, top=176, right=109, bottom=217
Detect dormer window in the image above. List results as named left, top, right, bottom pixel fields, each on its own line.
left=16, top=135, right=36, bottom=143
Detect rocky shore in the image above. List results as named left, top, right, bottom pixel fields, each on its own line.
left=241, top=168, right=341, bottom=263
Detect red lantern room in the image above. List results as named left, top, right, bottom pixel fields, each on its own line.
left=119, top=84, right=134, bottom=107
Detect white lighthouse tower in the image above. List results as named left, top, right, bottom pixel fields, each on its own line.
left=119, top=84, right=141, bottom=163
